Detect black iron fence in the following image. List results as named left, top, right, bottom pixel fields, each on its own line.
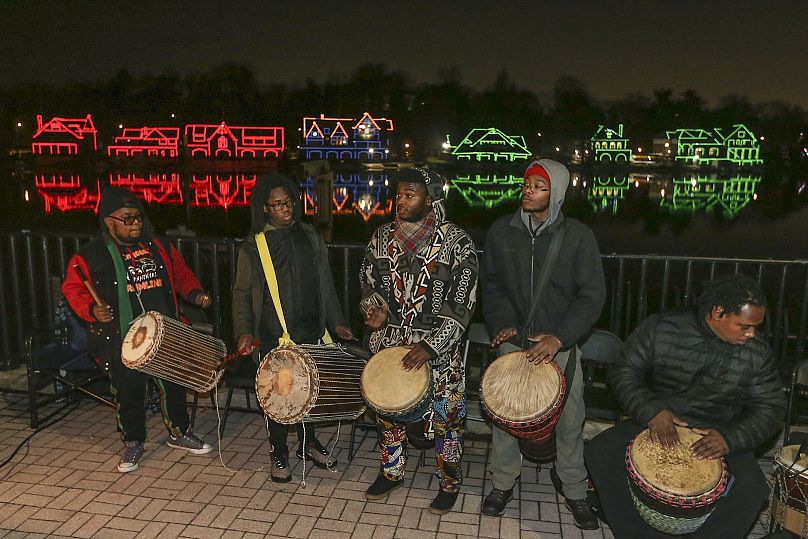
left=2, top=231, right=807, bottom=375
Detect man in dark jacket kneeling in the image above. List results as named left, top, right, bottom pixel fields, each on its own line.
left=585, top=274, right=786, bottom=538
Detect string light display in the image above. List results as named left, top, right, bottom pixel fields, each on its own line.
left=665, top=124, right=763, bottom=166
left=450, top=128, right=531, bottom=162
left=301, top=112, right=394, bottom=160
left=31, top=114, right=98, bottom=155
left=185, top=122, right=284, bottom=158
left=590, top=124, right=632, bottom=162
left=107, top=127, right=180, bottom=158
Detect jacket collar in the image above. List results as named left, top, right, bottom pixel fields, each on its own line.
left=508, top=208, right=566, bottom=235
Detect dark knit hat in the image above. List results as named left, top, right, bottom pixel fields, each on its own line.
left=98, top=187, right=144, bottom=220
left=391, top=167, right=445, bottom=201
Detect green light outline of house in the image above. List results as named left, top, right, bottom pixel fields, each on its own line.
left=451, top=128, right=531, bottom=162
left=590, top=125, right=632, bottom=162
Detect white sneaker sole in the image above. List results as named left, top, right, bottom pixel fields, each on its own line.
left=167, top=441, right=213, bottom=455
left=117, top=462, right=139, bottom=472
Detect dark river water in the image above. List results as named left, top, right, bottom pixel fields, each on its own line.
left=2, top=163, right=807, bottom=260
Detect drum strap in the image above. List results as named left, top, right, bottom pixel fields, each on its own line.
left=521, top=220, right=568, bottom=347
left=255, top=233, right=333, bottom=346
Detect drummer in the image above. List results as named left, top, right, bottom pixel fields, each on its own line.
left=481, top=159, right=605, bottom=528
left=360, top=167, right=478, bottom=515
left=232, top=173, right=353, bottom=483
left=61, top=187, right=214, bottom=472
left=585, top=274, right=786, bottom=538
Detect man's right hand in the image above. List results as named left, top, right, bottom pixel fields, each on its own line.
left=491, top=327, right=518, bottom=347
left=92, top=303, right=114, bottom=323
left=648, top=409, right=689, bottom=448
left=237, top=334, right=257, bottom=355
left=365, top=306, right=389, bottom=330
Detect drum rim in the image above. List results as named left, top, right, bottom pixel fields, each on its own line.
left=480, top=352, right=566, bottom=423
left=361, top=346, right=433, bottom=415
left=256, top=344, right=319, bottom=424
left=121, top=311, right=162, bottom=368
left=775, top=445, right=808, bottom=476
left=625, top=431, right=729, bottom=507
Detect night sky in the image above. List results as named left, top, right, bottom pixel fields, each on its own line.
left=2, top=0, right=807, bottom=108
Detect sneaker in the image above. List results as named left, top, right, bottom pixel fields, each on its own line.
left=565, top=497, right=600, bottom=530
left=117, top=441, right=144, bottom=472
left=167, top=432, right=213, bottom=455
left=270, top=452, right=292, bottom=483
left=365, top=474, right=403, bottom=500
left=428, top=490, right=459, bottom=515
left=296, top=440, right=337, bottom=469
left=481, top=487, right=514, bottom=516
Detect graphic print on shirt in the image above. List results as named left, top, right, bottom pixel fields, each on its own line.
left=124, top=248, right=164, bottom=293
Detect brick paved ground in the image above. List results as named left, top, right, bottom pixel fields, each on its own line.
left=0, top=391, right=776, bottom=538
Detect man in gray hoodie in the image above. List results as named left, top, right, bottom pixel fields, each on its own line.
left=481, top=159, right=605, bottom=529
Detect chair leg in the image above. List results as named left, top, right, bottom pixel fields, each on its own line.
left=349, top=420, right=357, bottom=461
left=220, top=388, right=235, bottom=438
left=420, top=448, right=427, bottom=467
left=244, top=389, right=251, bottom=408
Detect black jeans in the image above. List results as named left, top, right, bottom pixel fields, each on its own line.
left=107, top=352, right=189, bottom=442
left=267, top=420, right=316, bottom=456
left=585, top=421, right=769, bottom=539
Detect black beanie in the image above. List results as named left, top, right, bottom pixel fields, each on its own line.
left=98, top=187, right=144, bottom=222
left=391, top=167, right=445, bottom=201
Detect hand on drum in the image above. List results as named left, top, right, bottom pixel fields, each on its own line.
left=491, top=327, right=518, bottom=347
left=690, top=428, right=729, bottom=459
left=525, top=333, right=562, bottom=363
left=334, top=324, right=354, bottom=340
left=365, top=305, right=389, bottom=330
left=193, top=291, right=212, bottom=309
left=92, top=302, right=114, bottom=323
left=401, top=343, right=431, bottom=371
left=648, top=409, right=689, bottom=448
left=237, top=334, right=258, bottom=355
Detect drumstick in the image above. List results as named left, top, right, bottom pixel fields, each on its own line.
left=219, top=339, right=262, bottom=367
left=73, top=264, right=104, bottom=307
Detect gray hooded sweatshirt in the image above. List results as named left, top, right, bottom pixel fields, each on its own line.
left=482, top=159, right=606, bottom=349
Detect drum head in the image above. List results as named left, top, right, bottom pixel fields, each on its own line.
left=776, top=445, right=808, bottom=475
left=121, top=312, right=161, bottom=368
left=630, top=426, right=724, bottom=498
left=361, top=346, right=431, bottom=414
left=480, top=351, right=562, bottom=422
left=256, top=345, right=317, bottom=424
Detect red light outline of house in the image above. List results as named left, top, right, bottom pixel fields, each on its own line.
left=109, top=173, right=184, bottom=205
left=107, top=127, right=180, bottom=158
left=34, top=175, right=101, bottom=213
left=184, top=122, right=284, bottom=158
left=32, top=114, right=98, bottom=156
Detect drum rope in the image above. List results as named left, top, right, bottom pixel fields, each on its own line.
left=326, top=421, right=341, bottom=474
left=212, top=383, right=237, bottom=474
left=300, top=417, right=307, bottom=488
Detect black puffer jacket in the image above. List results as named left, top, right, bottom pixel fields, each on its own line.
left=609, top=308, right=786, bottom=455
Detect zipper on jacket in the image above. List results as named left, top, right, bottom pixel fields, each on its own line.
left=529, top=236, right=535, bottom=336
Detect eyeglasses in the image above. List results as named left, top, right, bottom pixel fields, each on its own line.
left=266, top=200, right=294, bottom=210
left=522, top=183, right=550, bottom=193
left=107, top=213, right=144, bottom=226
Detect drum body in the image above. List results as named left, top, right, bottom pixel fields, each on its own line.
left=480, top=351, right=565, bottom=459
left=256, top=343, right=366, bottom=425
left=121, top=311, right=225, bottom=392
left=771, top=445, right=808, bottom=537
left=626, top=427, right=729, bottom=535
left=361, top=346, right=433, bottom=423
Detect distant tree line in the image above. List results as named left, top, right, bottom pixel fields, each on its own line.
left=2, top=62, right=807, bottom=164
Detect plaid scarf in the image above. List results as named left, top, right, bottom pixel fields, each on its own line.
left=393, top=210, right=437, bottom=257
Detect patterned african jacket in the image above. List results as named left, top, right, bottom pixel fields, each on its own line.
left=360, top=220, right=478, bottom=399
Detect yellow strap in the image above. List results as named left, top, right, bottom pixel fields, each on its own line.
left=255, top=232, right=332, bottom=346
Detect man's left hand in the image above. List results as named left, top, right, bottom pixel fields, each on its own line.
left=401, top=343, right=431, bottom=371
left=525, top=333, right=562, bottom=363
left=194, top=292, right=212, bottom=309
left=690, top=428, right=729, bottom=459
left=334, top=324, right=354, bottom=341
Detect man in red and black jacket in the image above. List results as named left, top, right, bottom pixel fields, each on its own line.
left=62, top=186, right=214, bottom=472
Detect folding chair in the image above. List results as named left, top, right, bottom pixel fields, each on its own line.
left=579, top=329, right=624, bottom=422
left=783, top=360, right=808, bottom=447
left=218, top=356, right=263, bottom=437
left=26, top=307, right=113, bottom=429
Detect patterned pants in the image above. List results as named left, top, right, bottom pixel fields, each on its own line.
left=378, top=394, right=466, bottom=492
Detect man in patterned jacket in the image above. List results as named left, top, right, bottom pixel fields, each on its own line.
left=360, top=167, right=478, bottom=515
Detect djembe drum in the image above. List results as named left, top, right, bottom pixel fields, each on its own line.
left=771, top=445, right=808, bottom=537
left=626, top=426, right=730, bottom=535
left=361, top=346, right=433, bottom=423
left=480, top=350, right=565, bottom=462
left=121, top=311, right=226, bottom=392
left=256, top=343, right=366, bottom=424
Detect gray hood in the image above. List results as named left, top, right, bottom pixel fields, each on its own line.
left=519, top=158, right=570, bottom=236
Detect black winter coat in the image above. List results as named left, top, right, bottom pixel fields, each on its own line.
left=609, top=308, right=786, bottom=455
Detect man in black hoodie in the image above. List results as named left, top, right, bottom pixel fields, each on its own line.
left=232, top=173, right=353, bottom=483
left=585, top=274, right=785, bottom=538
left=481, top=160, right=605, bottom=529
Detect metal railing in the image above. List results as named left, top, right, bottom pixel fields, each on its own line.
left=2, top=231, right=807, bottom=373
